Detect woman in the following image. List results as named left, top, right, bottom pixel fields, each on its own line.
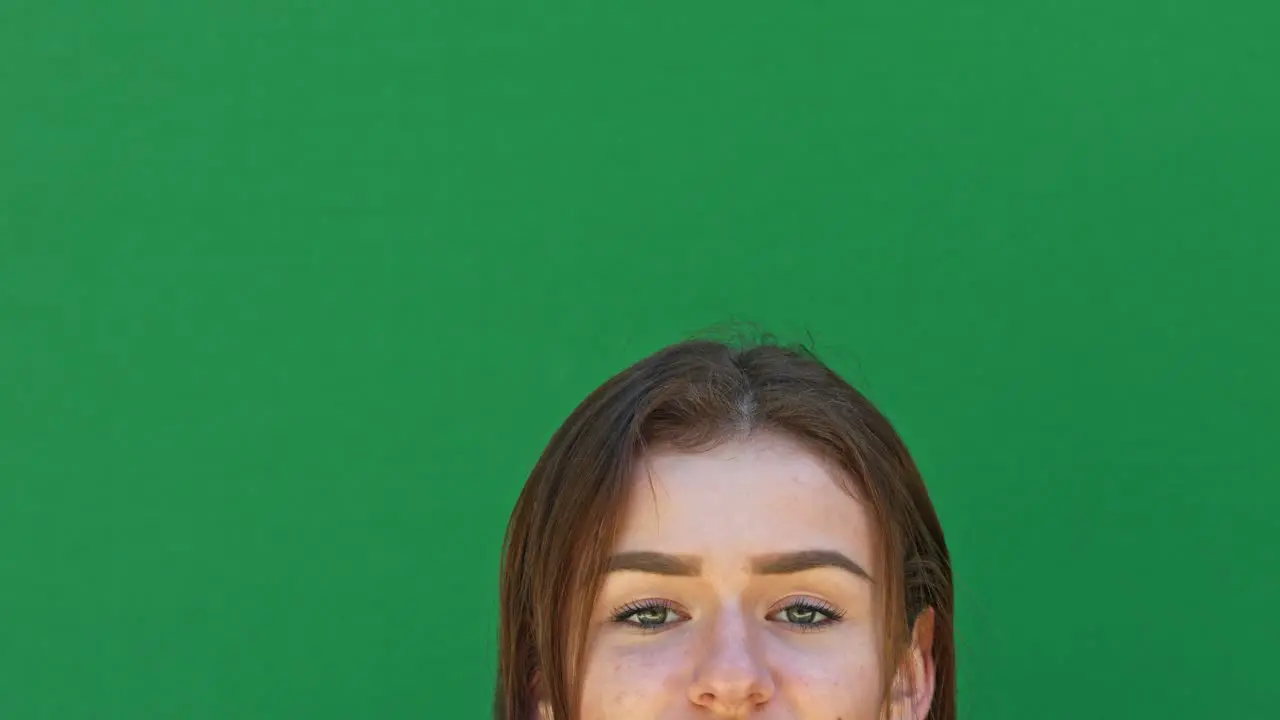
left=496, top=338, right=955, bottom=719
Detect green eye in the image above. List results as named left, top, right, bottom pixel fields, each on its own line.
left=611, top=601, right=685, bottom=630
left=628, top=607, right=674, bottom=626
left=784, top=606, right=821, bottom=624
left=768, top=599, right=844, bottom=629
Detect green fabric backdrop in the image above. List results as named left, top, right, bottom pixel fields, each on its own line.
left=2, top=1, right=1277, bottom=717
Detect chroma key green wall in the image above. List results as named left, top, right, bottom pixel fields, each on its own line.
left=2, top=1, right=1277, bottom=717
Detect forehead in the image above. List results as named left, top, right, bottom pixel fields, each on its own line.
left=615, top=433, right=876, bottom=565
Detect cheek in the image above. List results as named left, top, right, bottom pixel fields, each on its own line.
left=772, top=630, right=885, bottom=719
left=579, top=637, right=691, bottom=720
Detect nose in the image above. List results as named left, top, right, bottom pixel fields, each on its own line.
left=687, top=608, right=775, bottom=716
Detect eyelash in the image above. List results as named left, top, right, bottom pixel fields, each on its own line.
left=610, top=597, right=846, bottom=634
left=771, top=597, right=846, bottom=633
left=610, top=599, right=686, bottom=633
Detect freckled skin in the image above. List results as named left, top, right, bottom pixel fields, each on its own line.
left=558, top=433, right=932, bottom=720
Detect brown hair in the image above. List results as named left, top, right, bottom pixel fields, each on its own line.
left=495, top=336, right=955, bottom=719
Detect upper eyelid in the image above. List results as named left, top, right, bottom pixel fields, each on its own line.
left=768, top=594, right=842, bottom=612
left=611, top=599, right=688, bottom=619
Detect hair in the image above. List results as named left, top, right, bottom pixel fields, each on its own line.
left=495, top=335, right=955, bottom=720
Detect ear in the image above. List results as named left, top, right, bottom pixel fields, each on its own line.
left=887, top=607, right=937, bottom=720
left=530, top=671, right=553, bottom=720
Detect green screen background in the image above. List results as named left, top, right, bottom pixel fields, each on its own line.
left=3, top=2, right=1277, bottom=717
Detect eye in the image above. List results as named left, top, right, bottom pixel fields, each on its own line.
left=768, top=598, right=845, bottom=630
left=611, top=600, right=687, bottom=632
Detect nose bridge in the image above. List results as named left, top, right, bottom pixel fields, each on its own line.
left=703, top=602, right=758, bottom=662
left=688, top=601, right=773, bottom=712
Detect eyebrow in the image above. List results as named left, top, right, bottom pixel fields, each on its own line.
left=607, top=551, right=701, bottom=576
left=752, top=549, right=872, bottom=580
left=606, top=549, right=871, bottom=581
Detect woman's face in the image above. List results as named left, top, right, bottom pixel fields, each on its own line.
left=569, top=433, right=933, bottom=720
